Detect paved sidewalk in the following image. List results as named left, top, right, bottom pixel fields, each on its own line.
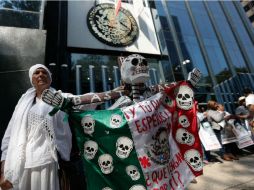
left=187, top=151, right=254, bottom=190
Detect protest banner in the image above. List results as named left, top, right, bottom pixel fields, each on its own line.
left=123, top=92, right=195, bottom=190
left=221, top=123, right=238, bottom=144
left=69, top=89, right=200, bottom=190
left=163, top=81, right=203, bottom=177
left=232, top=123, right=254, bottom=149
left=198, top=121, right=222, bottom=151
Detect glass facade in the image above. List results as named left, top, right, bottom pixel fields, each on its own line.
left=0, top=0, right=42, bottom=28
left=189, top=1, right=231, bottom=82
left=223, top=1, right=254, bottom=69
left=152, top=0, right=254, bottom=106
left=207, top=1, right=247, bottom=73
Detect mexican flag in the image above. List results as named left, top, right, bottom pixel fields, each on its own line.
left=68, top=82, right=201, bottom=190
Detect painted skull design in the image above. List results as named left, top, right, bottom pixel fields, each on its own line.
left=116, top=137, right=133, bottom=159
left=98, top=154, right=114, bottom=174
left=175, top=85, right=194, bottom=110
left=121, top=54, right=149, bottom=84
left=81, top=115, right=95, bottom=135
left=73, top=96, right=82, bottom=105
left=129, top=185, right=146, bottom=190
left=102, top=187, right=113, bottom=190
left=126, top=165, right=140, bottom=181
left=184, top=149, right=203, bottom=171
left=84, top=140, right=98, bottom=160
left=178, top=115, right=190, bottom=128
left=176, top=128, right=195, bottom=146
left=110, top=114, right=123, bottom=128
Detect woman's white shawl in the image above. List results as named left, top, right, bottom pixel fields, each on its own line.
left=1, top=88, right=72, bottom=188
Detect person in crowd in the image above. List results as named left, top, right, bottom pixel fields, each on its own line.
left=206, top=100, right=234, bottom=161
left=197, top=105, right=211, bottom=164
left=217, top=104, right=239, bottom=160
left=0, top=64, right=72, bottom=190
left=235, top=96, right=250, bottom=122
left=245, top=94, right=254, bottom=131
left=235, top=96, right=252, bottom=132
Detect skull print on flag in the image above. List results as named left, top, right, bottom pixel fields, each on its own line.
left=81, top=115, right=95, bottom=135
left=175, top=85, right=194, bottom=110
left=184, top=149, right=203, bottom=172
left=116, top=137, right=134, bottom=159
left=98, top=154, right=114, bottom=174
left=70, top=109, right=147, bottom=190
left=84, top=140, right=98, bottom=160
left=126, top=165, right=141, bottom=181
left=164, top=81, right=203, bottom=176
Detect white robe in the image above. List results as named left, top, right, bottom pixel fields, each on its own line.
left=1, top=88, right=72, bottom=190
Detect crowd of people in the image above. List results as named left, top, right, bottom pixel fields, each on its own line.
left=197, top=87, right=254, bottom=164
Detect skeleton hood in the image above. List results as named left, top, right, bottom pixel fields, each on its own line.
left=121, top=54, right=149, bottom=84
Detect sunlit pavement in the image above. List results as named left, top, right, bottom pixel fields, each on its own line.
left=187, top=150, right=254, bottom=190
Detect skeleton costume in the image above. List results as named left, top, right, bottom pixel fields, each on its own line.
left=1, top=64, right=72, bottom=190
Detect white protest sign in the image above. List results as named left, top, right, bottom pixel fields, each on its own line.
left=123, top=93, right=195, bottom=190
left=199, top=121, right=221, bottom=151
left=233, top=123, right=254, bottom=149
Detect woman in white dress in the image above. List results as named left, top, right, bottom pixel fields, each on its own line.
left=0, top=64, right=72, bottom=190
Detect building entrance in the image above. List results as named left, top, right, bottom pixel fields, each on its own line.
left=70, top=53, right=166, bottom=106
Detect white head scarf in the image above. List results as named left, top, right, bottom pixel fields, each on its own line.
left=29, top=64, right=52, bottom=86
left=246, top=94, right=254, bottom=106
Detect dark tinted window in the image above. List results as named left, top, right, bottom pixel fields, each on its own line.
left=207, top=1, right=249, bottom=73
left=0, top=0, right=41, bottom=12
left=167, top=1, right=212, bottom=86
left=0, top=0, right=41, bottom=28
left=223, top=1, right=254, bottom=69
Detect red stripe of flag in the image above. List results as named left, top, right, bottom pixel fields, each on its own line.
left=115, top=0, right=121, bottom=16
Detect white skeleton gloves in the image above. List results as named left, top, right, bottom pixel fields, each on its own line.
left=187, top=68, right=202, bottom=87
left=42, top=89, right=73, bottom=115
left=42, top=89, right=65, bottom=108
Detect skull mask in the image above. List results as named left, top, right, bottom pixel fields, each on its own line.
left=184, top=149, right=203, bottom=171
left=129, top=185, right=146, bottom=190
left=126, top=165, right=140, bottom=181
left=84, top=140, right=98, bottom=160
left=73, top=96, right=82, bottom=105
left=175, top=85, right=194, bottom=110
left=102, top=187, right=113, bottom=190
left=178, top=115, right=190, bottom=128
left=110, top=114, right=123, bottom=128
left=98, top=154, right=114, bottom=174
left=176, top=128, right=195, bottom=146
left=81, top=115, right=95, bottom=135
left=121, top=54, right=149, bottom=84
left=116, top=137, right=133, bottom=159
